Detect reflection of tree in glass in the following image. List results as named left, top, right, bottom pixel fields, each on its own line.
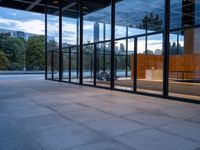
left=169, top=42, right=184, bottom=55
left=137, top=12, right=163, bottom=54
left=137, top=12, right=163, bottom=31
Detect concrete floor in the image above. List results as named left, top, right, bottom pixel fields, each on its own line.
left=0, top=75, right=200, bottom=150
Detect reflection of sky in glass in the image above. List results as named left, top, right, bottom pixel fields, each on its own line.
left=47, top=14, right=59, bottom=42
left=0, top=7, right=44, bottom=35
left=0, top=0, right=198, bottom=50
left=62, top=17, right=77, bottom=45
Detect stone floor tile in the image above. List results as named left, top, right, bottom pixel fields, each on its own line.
left=158, top=120, right=200, bottom=142
left=30, top=125, right=105, bottom=150
left=17, top=114, right=74, bottom=131
left=59, top=109, right=111, bottom=123
left=68, top=140, right=134, bottom=150
left=115, top=129, right=200, bottom=150
left=85, top=117, right=147, bottom=137
left=0, top=132, right=43, bottom=150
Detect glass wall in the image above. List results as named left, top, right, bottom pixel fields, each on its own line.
left=82, top=0, right=112, bottom=87
left=45, top=0, right=200, bottom=102
left=96, top=42, right=111, bottom=88
left=114, top=0, right=165, bottom=93
left=62, top=2, right=79, bottom=82
left=169, top=0, right=200, bottom=101
left=47, top=7, right=59, bottom=80
left=83, top=44, right=94, bottom=85
left=137, top=34, right=163, bottom=94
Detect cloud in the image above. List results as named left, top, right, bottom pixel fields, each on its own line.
left=0, top=17, right=44, bottom=35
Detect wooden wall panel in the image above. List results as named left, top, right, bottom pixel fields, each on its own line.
left=131, top=54, right=200, bottom=80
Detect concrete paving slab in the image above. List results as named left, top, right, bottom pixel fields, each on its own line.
left=115, top=129, right=200, bottom=150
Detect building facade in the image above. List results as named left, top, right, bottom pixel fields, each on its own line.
left=1, top=0, right=199, bottom=103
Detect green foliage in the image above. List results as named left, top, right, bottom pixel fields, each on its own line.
left=0, top=50, right=10, bottom=70
left=0, top=33, right=46, bottom=71
left=0, top=33, right=25, bottom=70
left=26, top=35, right=45, bottom=70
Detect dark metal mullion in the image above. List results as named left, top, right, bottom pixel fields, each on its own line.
left=163, top=0, right=170, bottom=98
left=52, top=51, right=54, bottom=80
left=126, top=26, right=128, bottom=77
left=76, top=51, right=79, bottom=80
left=79, top=0, right=83, bottom=84
left=177, top=33, right=179, bottom=54
left=134, top=37, right=137, bottom=92
left=90, top=53, right=93, bottom=78
left=59, top=2, right=63, bottom=81
left=76, top=19, right=79, bottom=80
left=103, top=23, right=106, bottom=72
left=110, top=0, right=115, bottom=90
left=69, top=48, right=71, bottom=82
left=94, top=44, right=97, bottom=86
left=45, top=5, right=47, bottom=80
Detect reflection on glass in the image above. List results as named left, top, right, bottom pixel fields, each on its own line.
left=136, top=35, right=163, bottom=94
left=170, top=0, right=200, bottom=29
left=70, top=47, right=79, bottom=83
left=47, top=52, right=52, bottom=79
left=53, top=51, right=59, bottom=80
left=169, top=29, right=200, bottom=101
left=62, top=48, right=69, bottom=81
left=83, top=45, right=94, bottom=85
left=114, top=39, right=134, bottom=91
left=47, top=7, right=59, bottom=80
left=96, top=42, right=111, bottom=88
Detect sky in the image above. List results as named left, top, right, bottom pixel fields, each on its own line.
left=0, top=5, right=183, bottom=53
left=0, top=7, right=45, bottom=35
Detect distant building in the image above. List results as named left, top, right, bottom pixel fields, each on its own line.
left=0, top=28, right=55, bottom=41
left=93, top=22, right=99, bottom=42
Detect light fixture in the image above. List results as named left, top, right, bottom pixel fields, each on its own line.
left=53, top=1, right=59, bottom=4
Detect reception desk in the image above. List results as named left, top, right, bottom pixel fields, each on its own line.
left=145, top=69, right=163, bottom=80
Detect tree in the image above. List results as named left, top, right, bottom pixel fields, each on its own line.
left=0, top=34, right=25, bottom=70
left=0, top=51, right=10, bottom=70
left=26, top=36, right=45, bottom=70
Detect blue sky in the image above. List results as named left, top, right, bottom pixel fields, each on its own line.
left=0, top=7, right=45, bottom=35
left=0, top=5, right=183, bottom=52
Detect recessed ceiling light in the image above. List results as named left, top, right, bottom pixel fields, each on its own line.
left=83, top=6, right=88, bottom=10
left=53, top=1, right=59, bottom=4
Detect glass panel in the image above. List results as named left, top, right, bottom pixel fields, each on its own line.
left=114, top=39, right=134, bottom=91
left=62, top=2, right=79, bottom=82
left=47, top=7, right=59, bottom=80
left=170, top=0, right=200, bottom=29
left=83, top=44, right=94, bottom=85
left=137, top=34, right=163, bottom=95
left=53, top=51, right=59, bottom=80
left=83, top=1, right=112, bottom=43
left=71, top=47, right=79, bottom=83
left=82, top=0, right=112, bottom=87
left=47, top=51, right=52, bottom=79
left=115, top=0, right=164, bottom=38
left=96, top=42, right=111, bottom=88
left=169, top=28, right=200, bottom=101
left=62, top=48, right=69, bottom=81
